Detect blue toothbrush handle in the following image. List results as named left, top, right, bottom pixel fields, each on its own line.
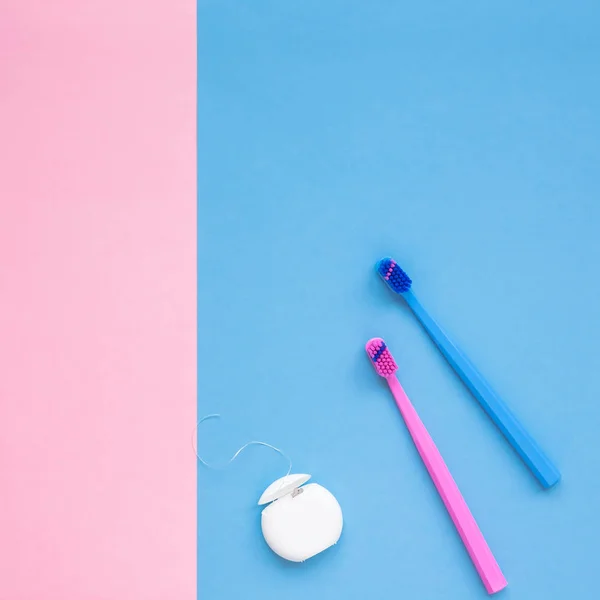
left=403, top=290, right=561, bottom=489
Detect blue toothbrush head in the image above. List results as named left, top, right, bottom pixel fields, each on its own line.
left=376, top=258, right=412, bottom=294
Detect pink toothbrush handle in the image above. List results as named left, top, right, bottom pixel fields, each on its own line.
left=387, top=376, right=507, bottom=594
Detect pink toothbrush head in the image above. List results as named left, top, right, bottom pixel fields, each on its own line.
left=365, top=338, right=398, bottom=378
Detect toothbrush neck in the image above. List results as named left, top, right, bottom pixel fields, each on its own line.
left=402, top=289, right=428, bottom=322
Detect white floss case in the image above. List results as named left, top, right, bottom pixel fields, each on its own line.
left=258, top=474, right=343, bottom=562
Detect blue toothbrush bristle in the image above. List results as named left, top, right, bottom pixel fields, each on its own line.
left=376, top=258, right=412, bottom=293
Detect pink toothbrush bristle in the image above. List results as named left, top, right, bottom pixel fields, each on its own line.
left=365, top=338, right=398, bottom=377
left=385, top=261, right=395, bottom=280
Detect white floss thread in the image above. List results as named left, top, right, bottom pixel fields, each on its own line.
left=192, top=413, right=292, bottom=479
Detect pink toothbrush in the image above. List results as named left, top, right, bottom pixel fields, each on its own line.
left=366, top=338, right=507, bottom=595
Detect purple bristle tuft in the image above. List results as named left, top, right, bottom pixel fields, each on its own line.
left=365, top=337, right=398, bottom=378
left=376, top=257, right=412, bottom=293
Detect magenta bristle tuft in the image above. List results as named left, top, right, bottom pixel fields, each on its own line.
left=365, top=337, right=398, bottom=378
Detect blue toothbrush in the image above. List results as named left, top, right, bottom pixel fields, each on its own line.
left=377, top=257, right=561, bottom=489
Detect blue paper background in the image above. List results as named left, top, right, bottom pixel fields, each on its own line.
left=198, top=2, right=600, bottom=598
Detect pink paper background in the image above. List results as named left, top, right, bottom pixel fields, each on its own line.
left=0, top=1, right=196, bottom=598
